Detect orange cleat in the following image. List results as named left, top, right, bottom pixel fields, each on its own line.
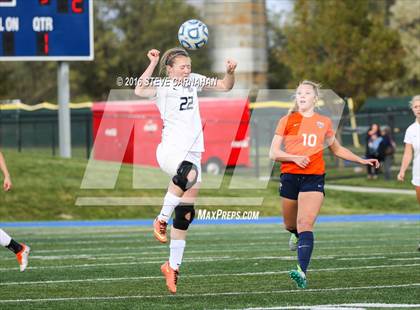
left=161, top=261, right=179, bottom=294
left=16, top=243, right=30, bottom=272
left=153, top=218, right=168, bottom=243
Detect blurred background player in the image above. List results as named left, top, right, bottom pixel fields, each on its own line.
left=365, top=123, right=382, bottom=179
left=378, top=126, right=396, bottom=180
left=135, top=47, right=237, bottom=293
left=269, top=80, right=379, bottom=288
left=0, top=151, right=30, bottom=272
left=397, top=95, right=420, bottom=250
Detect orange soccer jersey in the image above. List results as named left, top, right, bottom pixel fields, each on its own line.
left=275, top=112, right=335, bottom=175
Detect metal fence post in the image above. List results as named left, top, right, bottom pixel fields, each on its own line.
left=17, top=109, right=22, bottom=152
left=52, top=121, right=56, bottom=156
left=253, top=119, right=260, bottom=178
left=86, top=115, right=91, bottom=159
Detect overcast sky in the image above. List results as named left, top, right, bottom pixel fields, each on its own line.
left=266, top=0, right=293, bottom=13
left=186, top=0, right=294, bottom=14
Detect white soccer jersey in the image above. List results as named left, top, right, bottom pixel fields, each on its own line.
left=404, top=121, right=420, bottom=186
left=155, top=73, right=206, bottom=152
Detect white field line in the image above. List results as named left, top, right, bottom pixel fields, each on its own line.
left=0, top=253, right=419, bottom=273
left=240, top=303, right=420, bottom=310
left=27, top=227, right=420, bottom=239
left=0, top=264, right=419, bottom=287
left=5, top=255, right=139, bottom=261
left=1, top=242, right=413, bottom=256
left=21, top=236, right=419, bottom=247
left=10, top=226, right=417, bottom=240
left=0, top=249, right=416, bottom=263
left=0, top=283, right=419, bottom=303
left=0, top=245, right=417, bottom=264
left=27, top=247, right=165, bottom=254
left=7, top=222, right=418, bottom=236
left=9, top=222, right=419, bottom=238
left=336, top=256, right=387, bottom=261
left=8, top=226, right=418, bottom=248
left=7, top=228, right=153, bottom=236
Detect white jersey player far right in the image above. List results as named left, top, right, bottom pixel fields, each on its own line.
left=134, top=47, right=237, bottom=294
left=398, top=95, right=420, bottom=203
left=397, top=95, right=420, bottom=251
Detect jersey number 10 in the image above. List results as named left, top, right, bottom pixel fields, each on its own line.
left=302, top=133, right=317, bottom=147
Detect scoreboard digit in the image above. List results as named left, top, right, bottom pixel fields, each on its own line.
left=0, top=0, right=93, bottom=60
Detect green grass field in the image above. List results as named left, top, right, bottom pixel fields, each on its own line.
left=0, top=221, right=419, bottom=309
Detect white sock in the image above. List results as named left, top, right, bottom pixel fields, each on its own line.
left=0, top=229, right=12, bottom=247
left=169, top=239, right=186, bottom=270
left=158, top=192, right=181, bottom=223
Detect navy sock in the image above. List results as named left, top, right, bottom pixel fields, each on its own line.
left=287, top=229, right=299, bottom=238
left=6, top=239, right=22, bottom=254
left=297, top=231, right=314, bottom=274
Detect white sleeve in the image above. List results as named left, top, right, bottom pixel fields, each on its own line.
left=190, top=73, right=207, bottom=92
left=404, top=126, right=413, bottom=144
left=156, top=86, right=167, bottom=98
left=155, top=87, right=167, bottom=113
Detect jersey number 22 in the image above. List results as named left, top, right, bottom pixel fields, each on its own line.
left=180, top=96, right=193, bottom=111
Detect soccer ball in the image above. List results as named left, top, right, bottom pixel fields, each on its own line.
left=178, top=19, right=209, bottom=50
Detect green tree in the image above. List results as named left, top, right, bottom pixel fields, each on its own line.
left=387, top=0, right=420, bottom=94
left=0, top=62, right=57, bottom=104
left=72, top=0, right=211, bottom=102
left=277, top=0, right=405, bottom=109
left=106, top=0, right=211, bottom=85
left=267, top=11, right=291, bottom=89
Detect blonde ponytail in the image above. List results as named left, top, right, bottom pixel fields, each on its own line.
left=409, top=95, right=420, bottom=107
left=159, top=47, right=190, bottom=76
left=288, top=80, right=321, bottom=114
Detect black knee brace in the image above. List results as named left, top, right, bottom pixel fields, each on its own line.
left=172, top=161, right=198, bottom=192
left=173, top=203, right=195, bottom=230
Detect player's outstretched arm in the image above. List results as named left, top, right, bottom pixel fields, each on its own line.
left=269, top=135, right=310, bottom=169
left=205, top=59, right=237, bottom=91
left=0, top=151, right=12, bottom=191
left=397, top=143, right=413, bottom=181
left=328, top=138, right=380, bottom=168
left=134, top=49, right=160, bottom=98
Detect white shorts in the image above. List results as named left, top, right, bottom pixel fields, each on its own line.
left=412, top=177, right=420, bottom=187
left=156, top=143, right=202, bottom=183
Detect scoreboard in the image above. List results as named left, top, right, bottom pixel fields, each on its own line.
left=0, top=0, right=93, bottom=61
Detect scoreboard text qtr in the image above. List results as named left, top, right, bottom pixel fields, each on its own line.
left=0, top=0, right=93, bottom=61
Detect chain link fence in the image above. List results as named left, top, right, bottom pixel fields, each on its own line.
left=0, top=102, right=414, bottom=179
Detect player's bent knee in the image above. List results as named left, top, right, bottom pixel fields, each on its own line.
left=173, top=203, right=195, bottom=230
left=172, top=161, right=198, bottom=192
left=297, top=221, right=314, bottom=232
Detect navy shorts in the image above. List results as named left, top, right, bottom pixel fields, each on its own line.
left=279, top=173, right=325, bottom=200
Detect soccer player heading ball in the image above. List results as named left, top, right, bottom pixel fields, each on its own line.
left=0, top=151, right=30, bottom=272
left=269, top=81, right=379, bottom=289
left=135, top=47, right=237, bottom=294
